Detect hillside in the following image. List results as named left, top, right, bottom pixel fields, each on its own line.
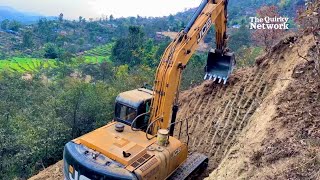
left=0, top=0, right=303, bottom=60
left=29, top=32, right=319, bottom=179
left=176, top=33, right=319, bottom=179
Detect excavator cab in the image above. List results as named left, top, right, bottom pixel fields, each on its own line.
left=114, top=88, right=153, bottom=130
left=204, top=49, right=235, bottom=84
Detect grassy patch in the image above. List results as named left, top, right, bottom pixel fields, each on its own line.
left=83, top=56, right=111, bottom=63
left=0, top=43, right=114, bottom=73
left=0, top=58, right=57, bottom=73
left=83, top=43, right=113, bottom=57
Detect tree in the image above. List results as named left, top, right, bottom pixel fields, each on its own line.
left=78, top=38, right=85, bottom=46
left=79, top=16, right=83, bottom=23
left=296, top=0, right=319, bottom=34
left=44, top=43, right=59, bottom=59
left=8, top=20, right=21, bottom=31
left=36, top=18, right=58, bottom=43
left=252, top=6, right=287, bottom=52
left=296, top=0, right=320, bottom=77
left=22, top=30, right=34, bottom=48
left=229, top=24, right=251, bottom=51
left=0, top=51, right=5, bottom=59
left=59, top=13, right=64, bottom=22
left=0, top=73, right=70, bottom=179
left=180, top=54, right=206, bottom=90
left=59, top=51, right=74, bottom=64
left=128, top=26, right=145, bottom=46
left=112, top=26, right=145, bottom=66
left=0, top=19, right=9, bottom=30
left=109, top=14, right=114, bottom=22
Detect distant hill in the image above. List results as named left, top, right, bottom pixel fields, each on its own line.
left=0, top=6, right=53, bottom=24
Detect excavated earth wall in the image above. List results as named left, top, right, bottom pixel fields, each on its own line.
left=175, top=34, right=319, bottom=179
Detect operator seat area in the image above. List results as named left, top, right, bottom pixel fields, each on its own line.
left=114, top=88, right=153, bottom=130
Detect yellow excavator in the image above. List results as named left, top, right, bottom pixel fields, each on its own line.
left=63, top=0, right=235, bottom=179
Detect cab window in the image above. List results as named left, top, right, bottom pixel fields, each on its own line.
left=115, top=103, right=137, bottom=122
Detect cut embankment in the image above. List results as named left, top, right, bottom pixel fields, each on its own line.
left=175, top=34, right=319, bottom=179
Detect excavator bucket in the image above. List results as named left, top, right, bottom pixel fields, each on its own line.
left=204, top=49, right=235, bottom=84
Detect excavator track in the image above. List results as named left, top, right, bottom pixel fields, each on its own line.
left=169, top=153, right=208, bottom=180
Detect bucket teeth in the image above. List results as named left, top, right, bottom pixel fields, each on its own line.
left=204, top=73, right=229, bottom=84
left=204, top=73, right=208, bottom=80
left=213, top=75, right=217, bottom=81
left=223, top=78, right=227, bottom=84
left=205, top=49, right=235, bottom=85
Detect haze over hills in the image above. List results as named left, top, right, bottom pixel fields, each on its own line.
left=0, top=0, right=304, bottom=23
left=0, top=6, right=54, bottom=24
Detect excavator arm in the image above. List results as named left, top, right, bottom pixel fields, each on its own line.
left=149, top=0, right=234, bottom=135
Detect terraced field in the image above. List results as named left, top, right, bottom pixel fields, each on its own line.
left=0, top=57, right=57, bottom=72
left=84, top=43, right=113, bottom=57
left=82, top=43, right=113, bottom=63
left=0, top=43, right=114, bottom=73
left=82, top=56, right=111, bottom=63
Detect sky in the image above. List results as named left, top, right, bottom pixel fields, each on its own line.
left=1, top=0, right=203, bottom=19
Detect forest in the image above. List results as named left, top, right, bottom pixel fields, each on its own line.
left=0, top=0, right=306, bottom=179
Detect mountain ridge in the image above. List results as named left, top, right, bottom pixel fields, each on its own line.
left=0, top=6, right=52, bottom=24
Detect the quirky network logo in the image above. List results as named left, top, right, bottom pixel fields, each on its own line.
left=249, top=16, right=289, bottom=30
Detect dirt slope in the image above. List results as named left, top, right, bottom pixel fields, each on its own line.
left=28, top=161, right=63, bottom=180
left=175, top=33, right=319, bottom=179
left=29, top=34, right=319, bottom=180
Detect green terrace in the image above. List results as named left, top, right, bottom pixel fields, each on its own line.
left=83, top=43, right=113, bottom=57
left=0, top=58, right=57, bottom=73
left=0, top=56, right=111, bottom=73
left=0, top=43, right=113, bottom=73
left=83, top=56, right=110, bottom=63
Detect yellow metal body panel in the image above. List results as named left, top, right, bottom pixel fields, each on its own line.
left=132, top=138, right=188, bottom=180
left=73, top=122, right=188, bottom=179
left=73, top=122, right=156, bottom=166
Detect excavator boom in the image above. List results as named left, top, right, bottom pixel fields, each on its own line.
left=149, top=0, right=235, bottom=134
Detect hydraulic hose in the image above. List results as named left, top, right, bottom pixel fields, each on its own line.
left=130, top=112, right=150, bottom=131
left=184, top=0, right=208, bottom=33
